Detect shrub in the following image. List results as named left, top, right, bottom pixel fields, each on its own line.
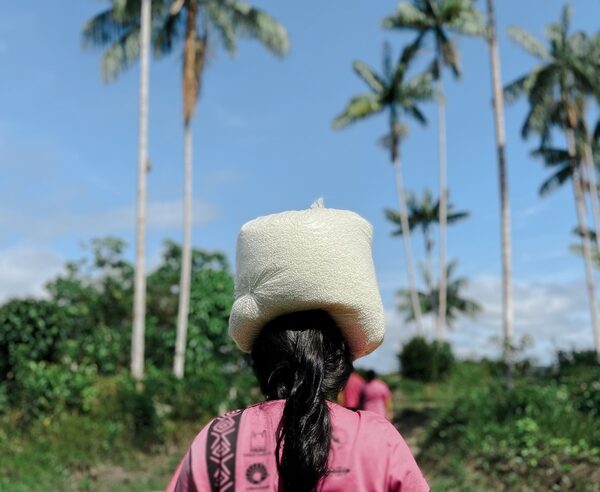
left=423, top=379, right=600, bottom=475
left=116, top=377, right=165, bottom=449
left=398, top=336, right=455, bottom=382
left=0, top=299, right=73, bottom=383
left=13, top=361, right=97, bottom=423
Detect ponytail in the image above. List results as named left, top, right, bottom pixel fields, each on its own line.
left=251, top=310, right=353, bottom=492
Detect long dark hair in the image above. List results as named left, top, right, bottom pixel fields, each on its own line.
left=251, top=309, right=353, bottom=492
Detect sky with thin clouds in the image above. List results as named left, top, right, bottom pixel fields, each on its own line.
left=1, top=1, right=599, bottom=372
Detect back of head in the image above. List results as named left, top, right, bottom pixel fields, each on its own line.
left=251, top=309, right=353, bottom=492
left=365, top=369, right=377, bottom=382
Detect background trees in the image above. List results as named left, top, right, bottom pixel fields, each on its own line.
left=382, top=0, right=484, bottom=340
left=505, top=4, right=600, bottom=356
left=83, top=0, right=289, bottom=378
left=333, top=40, right=435, bottom=334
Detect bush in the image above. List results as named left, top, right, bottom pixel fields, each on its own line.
left=398, top=336, right=454, bottom=382
left=422, top=379, right=600, bottom=489
left=0, top=299, right=73, bottom=383
left=13, top=361, right=97, bottom=423
left=558, top=349, right=599, bottom=374
left=116, top=377, right=165, bottom=449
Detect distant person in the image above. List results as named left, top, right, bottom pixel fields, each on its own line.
left=340, top=370, right=365, bottom=411
left=166, top=202, right=428, bottom=491
left=361, top=369, right=393, bottom=420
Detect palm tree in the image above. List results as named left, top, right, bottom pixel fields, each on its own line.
left=382, top=0, right=484, bottom=340
left=84, top=0, right=289, bottom=378
left=384, top=189, right=468, bottom=296
left=484, top=0, right=514, bottom=373
left=333, top=40, right=435, bottom=334
left=505, top=4, right=600, bottom=356
left=83, top=0, right=152, bottom=381
left=398, top=261, right=481, bottom=328
left=570, top=227, right=600, bottom=268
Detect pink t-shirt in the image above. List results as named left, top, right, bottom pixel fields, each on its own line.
left=361, top=379, right=392, bottom=418
left=166, top=400, right=428, bottom=491
left=342, top=372, right=365, bottom=409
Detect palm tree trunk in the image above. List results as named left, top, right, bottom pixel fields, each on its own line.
left=436, top=80, right=448, bottom=342
left=174, top=2, right=199, bottom=379
left=393, top=157, right=423, bottom=334
left=174, top=121, right=193, bottom=378
left=583, top=141, right=600, bottom=255
left=487, top=0, right=514, bottom=376
left=424, top=228, right=434, bottom=292
left=568, top=129, right=600, bottom=357
left=131, top=0, right=151, bottom=381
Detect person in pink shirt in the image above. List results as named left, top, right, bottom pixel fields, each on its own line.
left=340, top=371, right=365, bottom=411
left=360, top=370, right=393, bottom=420
left=166, top=204, right=429, bottom=492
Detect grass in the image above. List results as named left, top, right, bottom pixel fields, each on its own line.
left=1, top=360, right=598, bottom=491
left=0, top=412, right=199, bottom=492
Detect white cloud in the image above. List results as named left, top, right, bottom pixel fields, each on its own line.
left=0, top=246, right=64, bottom=302
left=356, top=274, right=595, bottom=373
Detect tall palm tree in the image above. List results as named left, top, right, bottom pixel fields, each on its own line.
left=83, top=0, right=152, bottom=381
left=333, top=40, right=435, bottom=334
left=382, top=0, right=484, bottom=340
left=385, top=189, right=468, bottom=295
left=484, top=0, right=514, bottom=375
left=84, top=0, right=289, bottom=378
left=505, top=4, right=600, bottom=356
left=398, top=261, right=481, bottom=328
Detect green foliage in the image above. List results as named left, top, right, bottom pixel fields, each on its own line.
left=558, top=349, right=599, bottom=372
left=13, top=362, right=98, bottom=423
left=399, top=336, right=454, bottom=381
left=422, top=374, right=600, bottom=490
left=0, top=237, right=253, bottom=430
left=144, top=241, right=239, bottom=374
left=0, top=299, right=74, bottom=383
left=116, top=377, right=165, bottom=449
left=398, top=261, right=481, bottom=326
left=382, top=0, right=486, bottom=79
left=332, top=38, right=435, bottom=161
left=83, top=0, right=289, bottom=83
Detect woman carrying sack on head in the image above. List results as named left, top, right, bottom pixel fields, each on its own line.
left=166, top=201, right=429, bottom=492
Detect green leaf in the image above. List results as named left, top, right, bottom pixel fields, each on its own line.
left=352, top=61, right=385, bottom=93
left=382, top=2, right=433, bottom=30
left=223, top=0, right=289, bottom=56
left=332, top=94, right=383, bottom=129
left=100, top=29, right=142, bottom=83
left=508, top=26, right=550, bottom=60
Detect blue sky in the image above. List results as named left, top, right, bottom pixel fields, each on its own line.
left=1, top=1, right=599, bottom=371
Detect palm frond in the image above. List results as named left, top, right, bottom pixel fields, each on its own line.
left=538, top=165, right=573, bottom=197
left=205, top=3, right=237, bottom=55
left=404, top=71, right=436, bottom=101
left=384, top=208, right=411, bottom=236
left=382, top=2, right=433, bottom=30
left=507, top=26, right=550, bottom=60
left=100, top=28, right=141, bottom=83
left=82, top=7, right=138, bottom=49
left=446, top=209, right=469, bottom=223
left=531, top=147, right=570, bottom=166
left=406, top=105, right=428, bottom=126
left=153, top=8, right=185, bottom=59
left=352, top=61, right=385, bottom=93
left=223, top=0, right=289, bottom=56
left=394, top=37, right=422, bottom=83
left=449, top=6, right=486, bottom=37
left=332, top=94, right=383, bottom=129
